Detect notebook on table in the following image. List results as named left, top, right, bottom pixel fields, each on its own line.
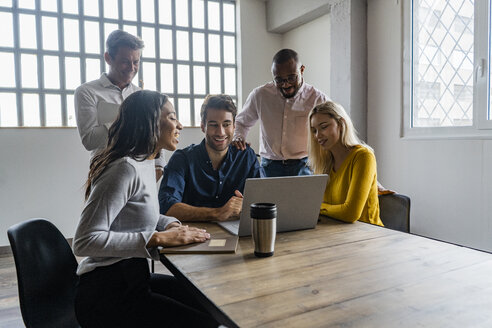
left=217, top=174, right=328, bottom=237
left=160, top=235, right=238, bottom=254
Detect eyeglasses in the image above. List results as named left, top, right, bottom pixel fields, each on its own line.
left=273, top=74, right=299, bottom=85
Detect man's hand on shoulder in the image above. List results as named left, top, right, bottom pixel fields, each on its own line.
left=232, top=136, right=249, bottom=151
left=215, top=190, right=244, bottom=221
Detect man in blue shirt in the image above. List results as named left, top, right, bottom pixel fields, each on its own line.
left=159, top=94, right=261, bottom=222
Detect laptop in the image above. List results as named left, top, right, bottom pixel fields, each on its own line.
left=217, top=174, right=328, bottom=237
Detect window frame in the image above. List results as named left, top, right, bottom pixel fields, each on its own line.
left=0, top=0, right=237, bottom=128
left=402, top=0, right=492, bottom=139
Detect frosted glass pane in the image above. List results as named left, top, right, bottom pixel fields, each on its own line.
left=23, top=94, right=40, bottom=127
left=64, top=19, right=80, bottom=52
left=65, top=57, right=80, bottom=89
left=67, top=94, right=76, bottom=126
left=159, top=29, right=173, bottom=59
left=0, top=12, right=14, bottom=47
left=159, top=0, right=172, bottom=25
left=41, top=1, right=57, bottom=12
left=177, top=65, right=190, bottom=93
left=86, top=58, right=101, bottom=81
left=42, top=17, right=58, bottom=50
left=161, top=63, right=174, bottom=93
left=209, top=66, right=221, bottom=94
left=123, top=0, right=137, bottom=21
left=104, top=23, right=119, bottom=46
left=142, top=62, right=156, bottom=91
left=141, top=0, right=155, bottom=23
left=168, top=97, right=175, bottom=107
left=193, top=33, right=205, bottom=61
left=194, top=98, right=204, bottom=127
left=208, top=34, right=220, bottom=63
left=223, top=3, right=235, bottom=32
left=63, top=0, right=78, bottom=14
left=223, top=36, right=235, bottom=64
left=123, top=25, right=137, bottom=37
left=19, top=15, right=37, bottom=49
left=0, top=52, right=15, bottom=87
left=176, top=31, right=189, bottom=60
left=103, top=0, right=118, bottom=19
left=178, top=98, right=191, bottom=126
left=141, top=27, right=155, bottom=58
left=176, top=0, right=188, bottom=27
left=18, top=0, right=35, bottom=9
left=84, top=0, right=99, bottom=17
left=192, top=0, right=204, bottom=28
left=44, top=56, right=60, bottom=89
left=193, top=66, right=206, bottom=94
left=21, top=54, right=38, bottom=88
left=0, top=93, right=17, bottom=127
left=45, top=94, right=62, bottom=126
left=85, top=21, right=100, bottom=54
left=208, top=2, right=220, bottom=31
left=224, top=67, right=236, bottom=95
left=0, top=0, right=12, bottom=7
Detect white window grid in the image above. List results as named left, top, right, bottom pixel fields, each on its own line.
left=403, top=0, right=492, bottom=137
left=0, top=0, right=237, bottom=128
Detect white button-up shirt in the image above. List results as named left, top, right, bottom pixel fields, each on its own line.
left=234, top=81, right=328, bottom=160
left=74, top=73, right=165, bottom=167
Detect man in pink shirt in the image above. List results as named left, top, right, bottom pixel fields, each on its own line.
left=232, top=49, right=328, bottom=177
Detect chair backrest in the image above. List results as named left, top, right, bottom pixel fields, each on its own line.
left=7, top=218, right=80, bottom=328
left=378, top=194, right=411, bottom=233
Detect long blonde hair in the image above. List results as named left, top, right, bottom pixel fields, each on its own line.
left=307, top=101, right=373, bottom=174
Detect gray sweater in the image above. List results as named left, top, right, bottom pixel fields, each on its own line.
left=74, top=157, right=179, bottom=275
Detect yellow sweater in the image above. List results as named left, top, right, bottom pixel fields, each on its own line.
left=320, top=145, right=383, bottom=226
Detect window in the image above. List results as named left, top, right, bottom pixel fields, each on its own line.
left=403, top=0, right=491, bottom=136
left=0, top=0, right=237, bottom=128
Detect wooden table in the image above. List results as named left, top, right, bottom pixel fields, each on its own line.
left=160, top=217, right=492, bottom=327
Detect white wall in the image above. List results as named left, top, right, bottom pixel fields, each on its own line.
left=236, top=0, right=282, bottom=152
left=282, top=14, right=331, bottom=97
left=367, top=0, right=492, bottom=252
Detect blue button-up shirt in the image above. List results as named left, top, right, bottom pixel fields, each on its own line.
left=158, top=139, right=261, bottom=215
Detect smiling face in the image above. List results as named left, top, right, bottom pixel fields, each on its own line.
left=105, top=46, right=141, bottom=89
left=272, top=58, right=304, bottom=98
left=201, top=108, right=235, bottom=152
left=310, top=113, right=343, bottom=152
left=158, top=101, right=182, bottom=151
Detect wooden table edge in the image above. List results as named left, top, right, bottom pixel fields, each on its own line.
left=159, top=253, right=239, bottom=328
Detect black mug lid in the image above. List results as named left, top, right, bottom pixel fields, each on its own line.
left=250, top=203, right=277, bottom=219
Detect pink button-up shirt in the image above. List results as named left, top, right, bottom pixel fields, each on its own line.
left=234, top=81, right=328, bottom=160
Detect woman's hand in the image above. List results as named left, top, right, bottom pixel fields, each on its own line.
left=164, top=221, right=182, bottom=230
left=147, top=225, right=210, bottom=248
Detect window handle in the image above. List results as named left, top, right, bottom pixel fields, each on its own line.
left=475, top=58, right=485, bottom=82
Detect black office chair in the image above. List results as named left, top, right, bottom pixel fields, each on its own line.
left=7, top=218, right=80, bottom=328
left=378, top=193, right=411, bottom=233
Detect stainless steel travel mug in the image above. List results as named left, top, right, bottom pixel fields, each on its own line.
left=251, top=203, right=277, bottom=257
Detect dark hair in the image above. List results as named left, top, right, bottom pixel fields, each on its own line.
left=272, top=49, right=299, bottom=65
left=84, top=90, right=168, bottom=199
left=106, top=30, right=144, bottom=59
left=200, top=94, right=237, bottom=126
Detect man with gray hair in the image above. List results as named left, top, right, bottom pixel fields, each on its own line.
left=75, top=30, right=165, bottom=178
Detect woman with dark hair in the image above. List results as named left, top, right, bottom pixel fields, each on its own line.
left=73, top=90, right=217, bottom=327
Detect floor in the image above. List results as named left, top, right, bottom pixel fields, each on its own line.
left=0, top=255, right=22, bottom=328
left=0, top=254, right=171, bottom=328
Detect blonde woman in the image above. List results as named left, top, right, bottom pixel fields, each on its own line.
left=308, top=101, right=383, bottom=226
